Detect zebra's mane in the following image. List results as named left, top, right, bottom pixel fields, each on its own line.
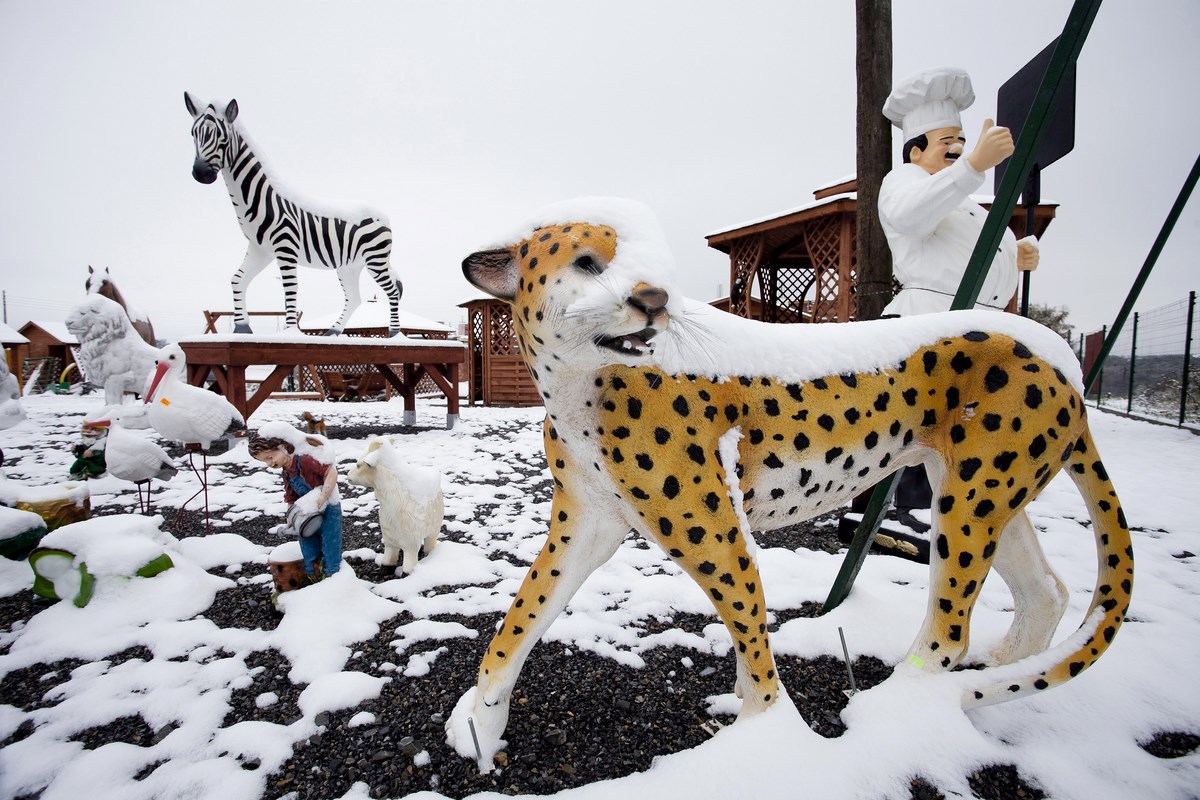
left=221, top=103, right=390, bottom=226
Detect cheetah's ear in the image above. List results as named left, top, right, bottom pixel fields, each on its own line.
left=462, top=248, right=518, bottom=303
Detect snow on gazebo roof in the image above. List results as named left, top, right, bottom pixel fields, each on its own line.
left=813, top=173, right=857, bottom=195
left=20, top=320, right=77, bottom=345
left=705, top=174, right=858, bottom=239
left=0, top=321, right=29, bottom=345
left=706, top=191, right=856, bottom=240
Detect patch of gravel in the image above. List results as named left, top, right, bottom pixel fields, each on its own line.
left=966, top=764, right=1046, bottom=800
left=72, top=713, right=158, bottom=750
left=1139, top=731, right=1200, bottom=759
left=222, top=648, right=308, bottom=730
left=267, top=608, right=900, bottom=800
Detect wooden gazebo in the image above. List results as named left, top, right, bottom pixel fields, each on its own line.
left=705, top=177, right=1058, bottom=323
left=459, top=298, right=541, bottom=407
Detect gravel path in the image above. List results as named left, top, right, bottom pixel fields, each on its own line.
left=2, top=409, right=1193, bottom=799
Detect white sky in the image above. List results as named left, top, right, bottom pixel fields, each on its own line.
left=1, top=0, right=1197, bottom=343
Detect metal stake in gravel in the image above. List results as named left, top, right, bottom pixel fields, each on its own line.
left=467, top=716, right=483, bottom=763
left=838, top=627, right=859, bottom=698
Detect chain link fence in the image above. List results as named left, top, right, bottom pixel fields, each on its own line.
left=1079, top=291, right=1198, bottom=428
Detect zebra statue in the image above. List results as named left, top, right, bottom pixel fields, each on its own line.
left=185, top=92, right=402, bottom=335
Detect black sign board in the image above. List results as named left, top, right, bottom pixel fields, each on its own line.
left=995, top=37, right=1077, bottom=196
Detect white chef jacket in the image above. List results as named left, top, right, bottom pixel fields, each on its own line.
left=879, top=159, right=1019, bottom=316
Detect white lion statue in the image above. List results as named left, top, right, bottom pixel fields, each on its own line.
left=65, top=295, right=158, bottom=407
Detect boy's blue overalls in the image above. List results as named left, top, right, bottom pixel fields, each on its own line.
left=287, top=455, right=343, bottom=577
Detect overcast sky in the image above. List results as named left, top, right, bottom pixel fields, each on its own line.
left=1, top=0, right=1197, bottom=344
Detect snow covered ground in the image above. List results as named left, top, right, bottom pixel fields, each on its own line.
left=1, top=393, right=1198, bottom=800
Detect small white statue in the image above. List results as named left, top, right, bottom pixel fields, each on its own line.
left=347, top=438, right=442, bottom=577
left=0, top=357, right=25, bottom=430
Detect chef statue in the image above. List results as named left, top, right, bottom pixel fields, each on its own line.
left=880, top=66, right=1039, bottom=317
left=876, top=67, right=1039, bottom=533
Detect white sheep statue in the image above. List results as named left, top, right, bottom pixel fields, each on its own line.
left=347, top=438, right=442, bottom=576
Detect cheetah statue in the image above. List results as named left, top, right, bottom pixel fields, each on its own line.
left=447, top=198, right=1132, bottom=769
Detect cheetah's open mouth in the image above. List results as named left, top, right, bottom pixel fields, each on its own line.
left=596, top=328, right=658, bottom=355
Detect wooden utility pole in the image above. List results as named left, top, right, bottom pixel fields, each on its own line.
left=854, top=0, right=893, bottom=321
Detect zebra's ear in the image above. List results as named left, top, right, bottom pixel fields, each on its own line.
left=225, top=99, right=239, bottom=123
left=184, top=91, right=200, bottom=118
left=462, top=248, right=518, bottom=302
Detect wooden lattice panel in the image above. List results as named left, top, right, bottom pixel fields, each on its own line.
left=844, top=219, right=858, bottom=321
left=765, top=266, right=815, bottom=324
left=729, top=236, right=764, bottom=318
left=465, top=300, right=540, bottom=407
left=488, top=305, right=520, bottom=355
left=470, top=308, right=484, bottom=356
left=804, top=215, right=842, bottom=322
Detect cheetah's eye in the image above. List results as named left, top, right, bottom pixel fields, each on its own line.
left=574, top=255, right=602, bottom=275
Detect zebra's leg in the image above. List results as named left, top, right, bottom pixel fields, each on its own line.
left=231, top=246, right=272, bottom=333
left=329, top=263, right=364, bottom=335
left=365, top=236, right=401, bottom=336
left=277, top=258, right=301, bottom=329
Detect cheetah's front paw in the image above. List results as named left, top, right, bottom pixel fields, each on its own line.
left=446, top=686, right=509, bottom=773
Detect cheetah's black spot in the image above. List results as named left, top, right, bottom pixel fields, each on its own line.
left=985, top=366, right=1010, bottom=392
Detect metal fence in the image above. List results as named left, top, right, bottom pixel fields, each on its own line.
left=1079, top=291, right=1198, bottom=427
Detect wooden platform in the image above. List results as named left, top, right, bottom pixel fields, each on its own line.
left=178, top=336, right=467, bottom=428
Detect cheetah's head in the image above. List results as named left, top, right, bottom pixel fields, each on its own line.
left=462, top=198, right=682, bottom=369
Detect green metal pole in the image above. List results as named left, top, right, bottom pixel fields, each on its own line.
left=1181, top=291, right=1195, bottom=426
left=1083, top=152, right=1200, bottom=394
left=822, top=472, right=901, bottom=611
left=1127, top=313, right=1138, bottom=414
left=823, top=0, right=1102, bottom=613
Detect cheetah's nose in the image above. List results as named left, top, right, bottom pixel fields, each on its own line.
left=630, top=284, right=669, bottom=318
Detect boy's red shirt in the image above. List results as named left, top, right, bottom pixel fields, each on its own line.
left=283, top=453, right=330, bottom=505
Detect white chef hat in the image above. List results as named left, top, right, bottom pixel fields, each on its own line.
left=884, top=67, right=975, bottom=143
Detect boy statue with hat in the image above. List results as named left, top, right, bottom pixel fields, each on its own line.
left=876, top=67, right=1040, bottom=531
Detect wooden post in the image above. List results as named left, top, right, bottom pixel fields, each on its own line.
left=853, top=0, right=893, bottom=322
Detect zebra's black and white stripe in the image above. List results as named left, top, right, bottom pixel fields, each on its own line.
left=185, top=92, right=402, bottom=335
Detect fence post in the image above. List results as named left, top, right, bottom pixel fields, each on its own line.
left=1096, top=325, right=1106, bottom=407
left=1127, top=312, right=1138, bottom=414
left=1183, top=291, right=1196, bottom=426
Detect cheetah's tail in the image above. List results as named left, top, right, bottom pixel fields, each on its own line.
left=964, top=426, right=1133, bottom=708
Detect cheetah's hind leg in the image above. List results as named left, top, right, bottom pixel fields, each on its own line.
left=982, top=510, right=1069, bottom=666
